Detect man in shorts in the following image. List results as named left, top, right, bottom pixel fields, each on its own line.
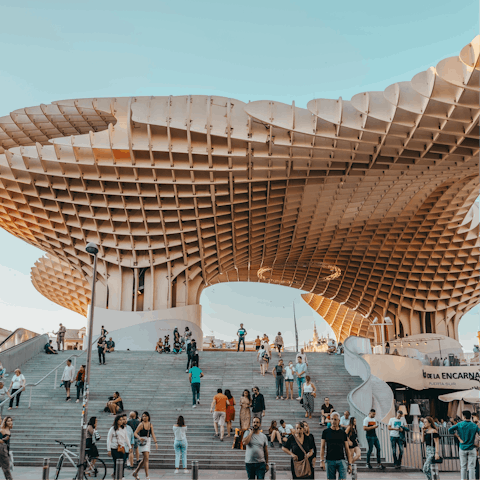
left=320, top=412, right=352, bottom=479
left=210, top=388, right=228, bottom=441
left=60, top=359, right=75, bottom=402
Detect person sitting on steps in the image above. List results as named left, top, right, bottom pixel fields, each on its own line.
left=155, top=338, right=164, bottom=353
left=44, top=340, right=58, bottom=355
left=105, top=391, right=124, bottom=415
left=106, top=337, right=115, bottom=353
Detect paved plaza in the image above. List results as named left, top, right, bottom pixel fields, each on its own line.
left=12, top=466, right=459, bottom=479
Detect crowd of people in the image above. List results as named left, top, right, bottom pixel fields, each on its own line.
left=155, top=326, right=193, bottom=355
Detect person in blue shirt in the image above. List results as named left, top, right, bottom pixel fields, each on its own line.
left=237, top=324, right=247, bottom=352
left=188, top=361, right=204, bottom=408
left=448, top=410, right=480, bottom=480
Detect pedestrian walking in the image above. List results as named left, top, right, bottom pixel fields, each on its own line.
left=363, top=409, right=385, bottom=470
left=100, top=325, right=108, bottom=337
left=281, top=422, right=314, bottom=479
left=55, top=323, right=67, bottom=351
left=75, top=364, right=85, bottom=403
left=274, top=332, right=284, bottom=357
left=255, top=336, right=261, bottom=351
left=243, top=416, right=269, bottom=479
left=7, top=368, right=25, bottom=409
left=107, top=414, right=130, bottom=478
left=257, top=345, right=269, bottom=376
left=237, top=324, right=247, bottom=352
left=188, top=360, right=203, bottom=408
left=252, top=387, right=265, bottom=419
left=0, top=416, right=13, bottom=480
left=240, top=390, right=252, bottom=430
left=294, top=356, right=307, bottom=400
left=285, top=361, right=295, bottom=400
left=388, top=410, right=407, bottom=469
left=449, top=410, right=480, bottom=480
left=127, top=411, right=140, bottom=469
left=225, top=390, right=236, bottom=437
left=301, top=376, right=316, bottom=419
left=320, top=412, right=352, bottom=480
left=272, top=359, right=285, bottom=399
left=133, top=411, right=158, bottom=479
left=173, top=415, right=189, bottom=474
left=422, top=417, right=440, bottom=480
left=186, top=339, right=198, bottom=372
left=97, top=337, right=106, bottom=365
left=345, top=417, right=361, bottom=465
left=61, top=359, right=75, bottom=402
left=302, top=421, right=317, bottom=475
left=85, top=417, right=100, bottom=474
left=210, top=388, right=228, bottom=441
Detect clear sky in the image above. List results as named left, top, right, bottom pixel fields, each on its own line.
left=0, top=0, right=478, bottom=349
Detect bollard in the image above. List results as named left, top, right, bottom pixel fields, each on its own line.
left=350, top=463, right=357, bottom=480
left=114, top=459, right=124, bottom=480
left=42, top=458, right=50, bottom=480
left=192, top=460, right=199, bottom=480
left=432, top=464, right=439, bottom=480
left=269, top=462, right=276, bottom=479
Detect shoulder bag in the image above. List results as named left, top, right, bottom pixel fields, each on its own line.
left=292, top=435, right=312, bottom=478
left=115, top=430, right=125, bottom=454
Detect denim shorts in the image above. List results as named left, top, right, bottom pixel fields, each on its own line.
left=326, top=459, right=347, bottom=480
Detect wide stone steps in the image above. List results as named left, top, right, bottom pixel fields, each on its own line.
left=5, top=350, right=385, bottom=470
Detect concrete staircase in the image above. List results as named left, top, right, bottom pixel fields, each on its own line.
left=7, top=350, right=381, bottom=471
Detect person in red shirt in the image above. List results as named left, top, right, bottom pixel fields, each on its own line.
left=210, top=388, right=228, bottom=441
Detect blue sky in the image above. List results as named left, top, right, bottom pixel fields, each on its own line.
left=0, top=0, right=478, bottom=348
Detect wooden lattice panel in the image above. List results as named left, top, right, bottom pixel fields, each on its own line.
left=31, top=254, right=90, bottom=317
left=0, top=38, right=477, bottom=335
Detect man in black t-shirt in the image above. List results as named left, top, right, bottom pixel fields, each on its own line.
left=320, top=412, right=351, bottom=480
left=321, top=397, right=335, bottom=426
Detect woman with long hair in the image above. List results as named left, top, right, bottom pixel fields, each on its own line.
left=268, top=420, right=283, bottom=447
left=285, top=361, right=295, bottom=400
left=106, top=414, right=129, bottom=479
left=85, top=417, right=100, bottom=474
left=239, top=389, right=252, bottom=430
left=256, top=345, right=269, bottom=376
left=225, top=389, right=236, bottom=437
left=301, top=376, right=316, bottom=419
left=422, top=416, right=440, bottom=480
left=345, top=417, right=361, bottom=464
left=107, top=391, right=123, bottom=415
left=0, top=416, right=13, bottom=480
left=281, top=422, right=314, bottom=479
left=133, top=412, right=158, bottom=480
left=173, top=415, right=189, bottom=474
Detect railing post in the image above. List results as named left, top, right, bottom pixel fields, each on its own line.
left=269, top=462, right=276, bottom=479
left=54, top=369, right=57, bottom=389
left=350, top=463, right=357, bottom=480
left=29, top=385, right=33, bottom=408
left=192, top=460, right=199, bottom=480
left=74, top=356, right=77, bottom=370
left=42, top=458, right=50, bottom=479
left=114, top=459, right=124, bottom=480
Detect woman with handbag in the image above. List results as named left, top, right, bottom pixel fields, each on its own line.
left=345, top=417, right=361, bottom=464
left=281, top=422, right=314, bottom=479
left=422, top=417, right=440, bottom=480
left=107, top=414, right=129, bottom=479
left=133, top=411, right=158, bottom=480
left=0, top=416, right=13, bottom=480
left=85, top=417, right=100, bottom=475
left=301, top=376, right=316, bottom=419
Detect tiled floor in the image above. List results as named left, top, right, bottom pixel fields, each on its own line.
left=12, top=466, right=459, bottom=479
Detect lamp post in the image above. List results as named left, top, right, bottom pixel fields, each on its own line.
left=77, top=242, right=99, bottom=479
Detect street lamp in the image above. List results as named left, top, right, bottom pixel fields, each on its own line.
left=78, top=242, right=99, bottom=479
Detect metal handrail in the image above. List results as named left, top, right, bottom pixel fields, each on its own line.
left=0, top=335, right=99, bottom=416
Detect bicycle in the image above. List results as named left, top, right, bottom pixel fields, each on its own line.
left=54, top=440, right=107, bottom=480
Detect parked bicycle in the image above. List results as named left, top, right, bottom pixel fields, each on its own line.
left=54, top=440, right=107, bottom=479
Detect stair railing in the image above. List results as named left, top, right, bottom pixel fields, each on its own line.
left=0, top=335, right=99, bottom=416
left=344, top=336, right=394, bottom=465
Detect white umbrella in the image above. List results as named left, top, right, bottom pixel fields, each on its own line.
left=439, top=389, right=480, bottom=404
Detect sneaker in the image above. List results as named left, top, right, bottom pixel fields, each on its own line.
left=184, top=470, right=190, bottom=474
left=276, top=396, right=279, bottom=400
left=220, top=437, right=224, bottom=442
left=379, top=464, right=386, bottom=470
left=174, top=470, right=179, bottom=475
left=192, top=405, right=196, bottom=408
left=197, top=399, right=200, bottom=405
left=367, top=464, right=372, bottom=469
left=280, top=397, right=284, bottom=400
left=296, top=397, right=302, bottom=400
left=269, top=442, right=274, bottom=447
left=76, top=399, right=79, bottom=403
left=66, top=397, right=71, bottom=402
left=186, top=370, right=189, bottom=373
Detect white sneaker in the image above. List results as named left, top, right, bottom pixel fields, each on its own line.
left=184, top=470, right=190, bottom=473
left=175, top=469, right=179, bottom=474
left=296, top=397, right=302, bottom=400
left=192, top=404, right=196, bottom=408
left=197, top=399, right=200, bottom=404
left=186, top=370, right=189, bottom=373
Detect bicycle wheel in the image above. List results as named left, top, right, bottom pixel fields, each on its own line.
left=54, top=455, right=64, bottom=480
left=85, top=458, right=107, bottom=480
